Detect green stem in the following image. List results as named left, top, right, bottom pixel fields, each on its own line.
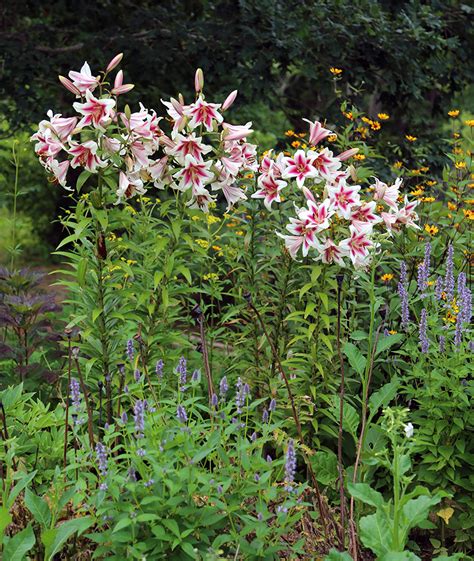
left=10, top=141, right=20, bottom=270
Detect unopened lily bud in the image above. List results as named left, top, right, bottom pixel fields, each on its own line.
left=111, top=84, right=135, bottom=95
left=338, top=148, right=359, bottom=161
left=170, top=97, right=184, bottom=115
left=114, top=70, right=123, bottom=89
left=349, top=164, right=358, bottom=182
left=194, top=68, right=204, bottom=92
left=106, top=53, right=123, bottom=73
left=222, top=90, right=238, bottom=111
left=178, top=93, right=185, bottom=105
left=58, top=75, right=81, bottom=96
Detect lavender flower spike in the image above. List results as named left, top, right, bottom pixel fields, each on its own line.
left=70, top=378, right=81, bottom=409
left=419, top=309, right=429, bottom=354
left=398, top=281, right=410, bottom=330
left=177, top=404, right=188, bottom=423
left=177, top=356, right=187, bottom=390
left=133, top=400, right=146, bottom=438
left=417, top=243, right=431, bottom=297
left=126, top=339, right=134, bottom=361
left=155, top=359, right=164, bottom=379
left=219, top=376, right=229, bottom=399
left=284, top=439, right=297, bottom=492
left=445, top=244, right=455, bottom=302
left=95, top=442, right=108, bottom=477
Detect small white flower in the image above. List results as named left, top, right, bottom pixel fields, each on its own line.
left=404, top=422, right=414, bottom=438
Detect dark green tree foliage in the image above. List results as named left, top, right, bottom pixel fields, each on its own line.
left=0, top=0, right=473, bottom=133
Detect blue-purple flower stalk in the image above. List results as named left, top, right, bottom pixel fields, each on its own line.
left=219, top=376, right=228, bottom=399
left=177, top=356, right=187, bottom=391
left=95, top=442, right=108, bottom=489
left=419, top=309, right=429, bottom=353
left=445, top=244, right=455, bottom=303
left=133, top=400, right=145, bottom=438
left=417, top=243, right=431, bottom=297
left=398, top=280, right=410, bottom=330
left=235, top=377, right=250, bottom=414
left=284, top=439, right=296, bottom=492
left=177, top=404, right=188, bottom=423
left=126, top=339, right=134, bottom=361
left=155, top=359, right=164, bottom=379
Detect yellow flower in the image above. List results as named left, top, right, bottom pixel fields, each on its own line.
left=370, top=121, right=381, bottom=131
left=463, top=209, right=474, bottom=220
left=361, top=116, right=372, bottom=124
left=424, top=224, right=439, bottom=236
left=328, top=134, right=337, bottom=142
left=285, top=130, right=295, bottom=137
left=203, top=273, right=219, bottom=281
left=330, top=67, right=343, bottom=76
left=298, top=132, right=306, bottom=138
left=410, top=188, right=424, bottom=197
left=421, top=196, right=435, bottom=203
left=381, top=273, right=394, bottom=282
left=447, top=202, right=457, bottom=211
left=455, top=161, right=466, bottom=169
left=196, top=239, right=210, bottom=249
left=206, top=214, right=220, bottom=225
left=244, top=172, right=254, bottom=179
left=453, top=147, right=463, bottom=155
left=342, top=111, right=353, bottom=120
left=291, top=140, right=301, bottom=148
left=354, top=153, right=366, bottom=161
left=211, top=245, right=222, bottom=251
left=191, top=215, right=201, bottom=221
left=388, top=330, right=398, bottom=335
left=448, top=110, right=460, bottom=118
left=377, top=113, right=390, bottom=120
left=405, top=135, right=417, bottom=142
left=420, top=166, right=429, bottom=172
left=426, top=180, right=436, bottom=186
left=125, top=206, right=137, bottom=215
left=453, top=132, right=460, bottom=139
left=393, top=161, right=403, bottom=169
left=465, top=119, right=474, bottom=127
left=235, top=230, right=244, bottom=236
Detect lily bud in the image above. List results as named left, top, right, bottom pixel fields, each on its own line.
left=114, top=70, right=123, bottom=88
left=111, top=84, right=135, bottom=96
left=106, top=53, right=123, bottom=73
left=194, top=68, right=204, bottom=92
left=338, top=148, right=359, bottom=161
left=222, top=90, right=238, bottom=111
left=349, top=164, right=358, bottom=182
left=170, top=97, right=184, bottom=115
left=58, top=75, right=81, bottom=96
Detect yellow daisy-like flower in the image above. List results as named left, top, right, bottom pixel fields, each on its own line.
left=448, top=110, right=460, bottom=118
left=463, top=209, right=474, bottom=220
left=410, top=188, right=424, bottom=197
left=211, top=245, right=222, bottom=251
left=377, top=113, right=390, bottom=120
left=453, top=132, right=460, bottom=139
left=285, top=130, right=295, bottom=137
left=388, top=330, right=398, bottom=335
left=426, top=180, right=436, bottom=186
left=393, top=161, right=403, bottom=169
left=447, top=202, right=457, bottom=211
left=203, top=273, right=219, bottom=281
left=354, top=153, right=366, bottom=161
left=424, top=224, right=439, bottom=236
left=328, top=134, right=337, bottom=142
left=330, top=67, right=343, bottom=76
left=371, top=121, right=381, bottom=131
left=291, top=140, right=301, bottom=148
left=381, top=273, right=394, bottom=282
left=191, top=215, right=201, bottom=221
left=207, top=214, right=220, bottom=225
left=455, top=161, right=466, bottom=169
left=405, top=135, right=417, bottom=142
left=196, top=239, right=210, bottom=249
left=465, top=119, right=474, bottom=127
left=342, top=111, right=353, bottom=120
left=421, top=197, right=436, bottom=203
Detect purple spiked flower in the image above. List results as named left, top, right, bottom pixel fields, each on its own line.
left=235, top=378, right=250, bottom=414
left=95, top=442, right=108, bottom=477
left=419, top=309, right=429, bottom=353
left=400, top=261, right=407, bottom=284
left=417, top=243, right=431, bottom=297
left=284, top=439, right=297, bottom=492
left=262, top=408, right=269, bottom=423
left=134, top=369, right=141, bottom=382
left=155, top=359, right=164, bottom=379
left=211, top=393, right=218, bottom=407
left=269, top=398, right=276, bottom=412
left=191, top=369, right=200, bottom=383
left=177, top=356, right=187, bottom=390
left=133, top=400, right=146, bottom=438
left=219, top=376, right=228, bottom=399
left=439, top=336, right=446, bottom=353
left=177, top=404, right=188, bottom=423
left=70, top=378, right=81, bottom=409
left=126, top=339, right=134, bottom=361
left=398, top=281, right=410, bottom=330
left=435, top=276, right=443, bottom=300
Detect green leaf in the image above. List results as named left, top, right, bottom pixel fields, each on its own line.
left=0, top=506, right=13, bottom=535
left=347, top=482, right=385, bottom=509
left=76, top=170, right=92, bottom=192
left=432, top=554, right=464, bottom=561
left=311, top=450, right=338, bottom=485
left=162, top=518, right=180, bottom=538
left=401, top=495, right=441, bottom=537
left=379, top=552, right=421, bottom=561
left=368, top=377, right=399, bottom=416
left=376, top=333, right=404, bottom=356
left=77, top=257, right=88, bottom=286
left=324, top=550, right=353, bottom=560
left=181, top=542, right=197, bottom=558
left=112, top=518, right=132, bottom=533
left=43, top=516, right=93, bottom=561
left=343, top=342, right=366, bottom=376
left=8, top=471, right=37, bottom=508
left=3, top=524, right=36, bottom=561
left=359, top=510, right=392, bottom=556
left=24, top=488, right=51, bottom=527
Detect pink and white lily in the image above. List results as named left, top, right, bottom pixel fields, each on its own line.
left=173, top=154, right=214, bottom=191
left=73, top=90, right=115, bottom=130
left=310, top=148, right=341, bottom=181
left=327, top=180, right=361, bottom=219
left=222, top=122, right=253, bottom=141
left=338, top=224, right=373, bottom=267
left=373, top=177, right=401, bottom=209
left=350, top=201, right=381, bottom=232
left=184, top=96, right=223, bottom=132
left=313, top=237, right=346, bottom=266
left=162, top=97, right=189, bottom=137
left=68, top=62, right=100, bottom=95
left=251, top=173, right=287, bottom=210
left=116, top=171, right=145, bottom=203
left=167, top=132, right=212, bottom=164
left=303, top=119, right=332, bottom=146
left=283, top=150, right=318, bottom=188
left=68, top=140, right=106, bottom=172
left=302, top=198, right=334, bottom=232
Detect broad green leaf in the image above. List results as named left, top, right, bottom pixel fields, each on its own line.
left=379, top=552, right=421, bottom=561
left=24, top=488, right=51, bottom=527
left=3, top=524, right=36, bottom=561
left=343, top=342, right=366, bottom=376
left=347, top=482, right=385, bottom=509
left=43, top=516, right=93, bottom=561
left=375, top=333, right=404, bottom=356
left=311, top=450, right=338, bottom=485
left=368, top=377, right=399, bottom=416
left=0, top=506, right=13, bottom=535
left=8, top=471, right=37, bottom=508
left=359, top=510, right=392, bottom=556
left=324, top=550, right=353, bottom=560
left=401, top=495, right=441, bottom=537
left=432, top=554, right=464, bottom=561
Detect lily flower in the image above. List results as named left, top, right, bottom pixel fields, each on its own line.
left=211, top=178, right=247, bottom=210
left=251, top=172, right=287, bottom=210
left=116, top=171, right=145, bottom=203
left=68, top=61, right=100, bottom=95
left=222, top=90, right=238, bottom=111
left=283, top=150, right=318, bottom=188
left=187, top=185, right=215, bottom=213
left=327, top=180, right=361, bottom=218
left=173, top=154, right=214, bottom=191
left=73, top=90, right=116, bottom=129
left=68, top=140, right=106, bottom=172
left=302, top=198, right=333, bottom=232
left=373, top=177, right=401, bottom=209
left=310, top=148, right=341, bottom=181
left=350, top=201, right=381, bottom=231
left=338, top=224, right=373, bottom=266
left=161, top=98, right=189, bottom=136
left=222, top=122, right=253, bottom=141
left=184, top=96, right=223, bottom=132
left=313, top=237, right=346, bottom=266
left=49, top=159, right=71, bottom=190
left=303, top=118, right=332, bottom=146
left=167, top=132, right=212, bottom=163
